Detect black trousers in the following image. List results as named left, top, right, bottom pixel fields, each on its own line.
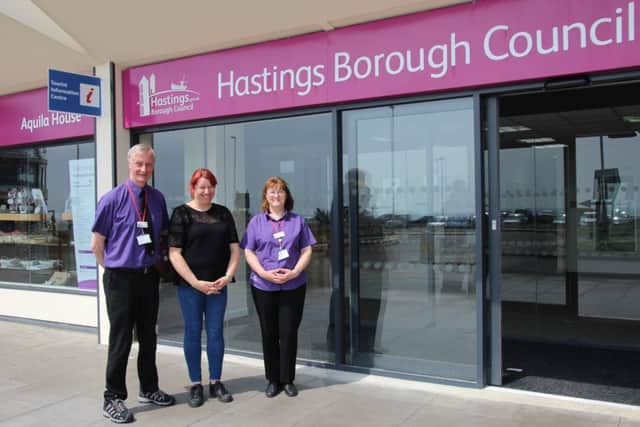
left=103, top=268, right=160, bottom=400
left=251, top=284, right=306, bottom=384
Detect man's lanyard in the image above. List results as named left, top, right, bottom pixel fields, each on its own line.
left=125, top=183, right=148, bottom=222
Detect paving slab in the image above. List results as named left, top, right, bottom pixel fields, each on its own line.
left=1, top=320, right=639, bottom=427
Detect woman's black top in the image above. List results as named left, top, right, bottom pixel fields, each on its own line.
left=168, top=203, right=239, bottom=285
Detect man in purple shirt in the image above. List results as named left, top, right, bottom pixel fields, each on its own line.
left=91, top=144, right=175, bottom=424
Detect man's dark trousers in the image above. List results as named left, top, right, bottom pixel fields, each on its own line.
left=103, top=267, right=160, bottom=400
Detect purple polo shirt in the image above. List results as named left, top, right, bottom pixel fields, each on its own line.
left=92, top=179, right=169, bottom=269
left=240, top=211, right=316, bottom=291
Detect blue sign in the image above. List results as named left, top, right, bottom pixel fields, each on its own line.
left=48, top=69, right=102, bottom=117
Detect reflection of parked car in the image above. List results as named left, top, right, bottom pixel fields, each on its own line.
left=502, top=212, right=529, bottom=225
left=427, top=215, right=475, bottom=228
left=612, top=208, right=633, bottom=225
left=536, top=209, right=555, bottom=225
left=579, top=211, right=596, bottom=226
left=552, top=212, right=566, bottom=225
left=408, top=215, right=431, bottom=225
left=427, top=216, right=447, bottom=227
left=445, top=215, right=475, bottom=228
left=379, top=214, right=409, bottom=229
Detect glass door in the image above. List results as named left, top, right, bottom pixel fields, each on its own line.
left=575, top=134, right=640, bottom=323
left=500, top=144, right=568, bottom=310
left=495, top=82, right=640, bottom=402
left=342, top=98, right=478, bottom=381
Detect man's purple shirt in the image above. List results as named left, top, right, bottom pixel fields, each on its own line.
left=92, top=179, right=169, bottom=269
left=240, top=211, right=316, bottom=291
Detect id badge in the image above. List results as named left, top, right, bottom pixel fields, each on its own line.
left=137, top=234, right=152, bottom=245
left=137, top=221, right=148, bottom=229
left=277, top=249, right=290, bottom=260
left=273, top=231, right=285, bottom=239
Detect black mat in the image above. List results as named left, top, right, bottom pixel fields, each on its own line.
left=502, top=339, right=640, bottom=405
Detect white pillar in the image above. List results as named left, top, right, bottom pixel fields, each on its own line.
left=94, top=62, right=130, bottom=345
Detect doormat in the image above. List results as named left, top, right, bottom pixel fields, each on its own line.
left=502, top=339, right=640, bottom=405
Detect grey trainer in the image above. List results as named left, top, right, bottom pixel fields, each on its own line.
left=103, top=398, right=134, bottom=424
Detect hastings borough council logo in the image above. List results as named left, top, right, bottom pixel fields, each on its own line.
left=138, top=73, right=201, bottom=117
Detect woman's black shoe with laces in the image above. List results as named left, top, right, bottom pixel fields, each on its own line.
left=210, top=381, right=233, bottom=403
left=188, top=384, right=204, bottom=408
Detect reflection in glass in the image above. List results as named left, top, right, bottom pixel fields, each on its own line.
left=0, top=141, right=96, bottom=291
left=576, top=134, right=640, bottom=320
left=151, top=114, right=334, bottom=362
left=499, top=85, right=640, bottom=353
left=500, top=145, right=566, bottom=305
left=342, top=98, right=477, bottom=380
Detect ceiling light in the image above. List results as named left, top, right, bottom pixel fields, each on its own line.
left=517, top=137, right=556, bottom=143
left=623, top=116, right=640, bottom=123
left=499, top=125, right=531, bottom=133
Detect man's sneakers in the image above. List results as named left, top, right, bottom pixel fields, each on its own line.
left=137, top=389, right=176, bottom=406
left=103, top=390, right=174, bottom=423
left=103, top=398, right=134, bottom=424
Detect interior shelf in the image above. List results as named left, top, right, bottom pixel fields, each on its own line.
left=0, top=213, right=43, bottom=222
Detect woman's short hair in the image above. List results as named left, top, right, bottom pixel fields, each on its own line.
left=189, top=168, right=218, bottom=197
left=260, top=176, right=294, bottom=212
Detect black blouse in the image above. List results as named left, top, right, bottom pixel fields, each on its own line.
left=168, top=203, right=239, bottom=285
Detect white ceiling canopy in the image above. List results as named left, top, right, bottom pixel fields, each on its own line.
left=0, top=0, right=469, bottom=96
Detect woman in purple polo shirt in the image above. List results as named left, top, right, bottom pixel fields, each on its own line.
left=240, top=176, right=316, bottom=398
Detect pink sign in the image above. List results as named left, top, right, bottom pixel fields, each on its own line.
left=123, top=0, right=639, bottom=128
left=0, top=88, right=94, bottom=148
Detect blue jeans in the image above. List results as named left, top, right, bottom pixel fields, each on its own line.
left=177, top=285, right=227, bottom=383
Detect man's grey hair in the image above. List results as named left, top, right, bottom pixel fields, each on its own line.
left=127, top=143, right=156, bottom=162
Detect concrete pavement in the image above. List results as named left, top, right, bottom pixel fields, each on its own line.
left=1, top=319, right=639, bottom=427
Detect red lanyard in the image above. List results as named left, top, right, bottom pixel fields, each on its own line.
left=269, top=218, right=283, bottom=234
left=269, top=217, right=284, bottom=249
left=125, top=183, right=147, bottom=221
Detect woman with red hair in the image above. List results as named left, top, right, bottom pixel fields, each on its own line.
left=168, top=168, right=240, bottom=408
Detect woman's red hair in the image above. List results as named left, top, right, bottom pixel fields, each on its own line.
left=189, top=168, right=218, bottom=197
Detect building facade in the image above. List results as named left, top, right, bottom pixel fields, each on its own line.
left=1, top=0, right=639, bottom=402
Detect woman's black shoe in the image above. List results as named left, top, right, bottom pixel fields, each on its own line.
left=210, top=381, right=233, bottom=403
left=265, top=381, right=280, bottom=398
left=188, top=384, right=204, bottom=408
left=283, top=383, right=298, bottom=397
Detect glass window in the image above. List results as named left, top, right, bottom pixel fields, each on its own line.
left=0, top=141, right=97, bottom=292
left=150, top=113, right=334, bottom=362
left=499, top=145, right=566, bottom=305
left=342, top=98, right=478, bottom=380
left=576, top=134, right=640, bottom=320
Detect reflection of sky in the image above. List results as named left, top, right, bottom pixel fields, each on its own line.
left=151, top=100, right=479, bottom=221
left=348, top=99, right=475, bottom=218
left=153, top=130, right=189, bottom=210
left=151, top=115, right=333, bottom=219
left=148, top=101, right=640, bottom=224
left=501, top=135, right=640, bottom=214
left=242, top=114, right=332, bottom=218
left=576, top=136, right=639, bottom=211
left=501, top=146, right=565, bottom=212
